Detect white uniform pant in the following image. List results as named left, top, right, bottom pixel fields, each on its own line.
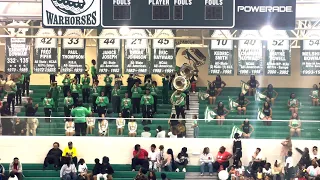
left=96, top=173, right=108, bottom=180
left=149, top=161, right=158, bottom=170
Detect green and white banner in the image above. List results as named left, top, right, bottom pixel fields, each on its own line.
left=204, top=106, right=216, bottom=123
left=230, top=126, right=243, bottom=139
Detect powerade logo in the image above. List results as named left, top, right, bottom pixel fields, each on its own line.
left=237, top=6, right=293, bottom=13
left=43, top=0, right=99, bottom=26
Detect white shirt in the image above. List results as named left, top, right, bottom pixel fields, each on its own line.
left=8, top=176, right=18, bottom=180
left=285, top=156, right=293, bottom=168
left=65, top=121, right=75, bottom=132
left=236, top=166, right=245, bottom=176
left=128, top=122, right=137, bottom=133
left=168, top=132, right=177, bottom=138
left=311, top=153, right=319, bottom=160
left=86, top=117, right=95, bottom=126
left=200, top=153, right=214, bottom=163
left=116, top=118, right=125, bottom=128
left=148, top=151, right=158, bottom=161
left=141, top=132, right=151, bottom=137
left=252, top=152, right=263, bottom=161
left=263, top=168, right=272, bottom=175
left=78, top=163, right=88, bottom=174
left=156, top=131, right=166, bottom=138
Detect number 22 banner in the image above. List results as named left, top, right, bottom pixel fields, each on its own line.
left=60, top=29, right=86, bottom=74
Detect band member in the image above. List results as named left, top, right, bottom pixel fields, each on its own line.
left=127, top=74, right=135, bottom=98
left=75, top=74, right=81, bottom=84
left=64, top=91, right=74, bottom=121
left=49, top=81, right=60, bottom=112
left=43, top=92, right=54, bottom=123
left=131, top=80, right=142, bottom=114
left=104, top=74, right=113, bottom=102
left=162, top=76, right=169, bottom=104
left=212, top=75, right=226, bottom=97
left=81, top=73, right=91, bottom=103
left=0, top=85, right=5, bottom=101
left=70, top=79, right=80, bottom=106
left=247, top=75, right=260, bottom=96
left=115, top=74, right=123, bottom=87
left=121, top=92, right=132, bottom=118
left=145, top=78, right=152, bottom=89
left=141, top=88, right=154, bottom=125
left=5, top=77, right=17, bottom=115
left=190, top=73, right=198, bottom=93
left=49, top=72, right=56, bottom=84
left=91, top=59, right=97, bottom=84
left=96, top=91, right=109, bottom=119
left=23, top=70, right=31, bottom=96
left=111, top=84, right=121, bottom=113
left=15, top=74, right=24, bottom=105
left=150, top=81, right=158, bottom=113
left=169, top=74, right=175, bottom=90
left=184, top=85, right=190, bottom=110
left=62, top=74, right=71, bottom=97
left=207, top=83, right=216, bottom=105
left=91, top=80, right=100, bottom=113
left=171, top=90, right=186, bottom=119
left=144, top=74, right=152, bottom=83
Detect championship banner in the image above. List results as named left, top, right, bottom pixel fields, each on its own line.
left=265, top=31, right=291, bottom=76
left=301, top=30, right=320, bottom=76
left=33, top=29, right=58, bottom=74
left=97, top=29, right=122, bottom=74
left=60, top=29, right=86, bottom=74
left=209, top=30, right=234, bottom=75
left=238, top=30, right=264, bottom=75
left=5, top=21, right=31, bottom=73
left=124, top=29, right=150, bottom=74
left=151, top=29, right=175, bottom=74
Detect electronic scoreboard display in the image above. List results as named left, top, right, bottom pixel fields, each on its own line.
left=102, top=0, right=235, bottom=28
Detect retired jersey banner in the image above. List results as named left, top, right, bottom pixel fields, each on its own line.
left=60, top=29, right=86, bottom=74
left=97, top=29, right=122, bottom=74
left=151, top=29, right=175, bottom=74
left=209, top=30, right=234, bottom=75
left=237, top=30, right=264, bottom=75
left=33, top=29, right=58, bottom=74
left=265, top=31, right=291, bottom=76
left=301, top=30, right=320, bottom=76
left=124, top=29, right=150, bottom=74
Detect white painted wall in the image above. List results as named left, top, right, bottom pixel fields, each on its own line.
left=0, top=136, right=318, bottom=167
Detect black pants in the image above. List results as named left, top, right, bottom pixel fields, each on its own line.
left=175, top=106, right=185, bottom=119
left=92, top=96, right=98, bottom=112
left=1, top=117, right=13, bottom=135
left=153, top=95, right=158, bottom=113
left=15, top=84, right=22, bottom=104
left=112, top=96, right=121, bottom=113
left=44, top=155, right=60, bottom=167
left=7, top=94, right=15, bottom=114
left=233, top=150, right=242, bottom=166
left=132, top=98, right=140, bottom=114
left=104, top=85, right=112, bottom=102
left=176, top=159, right=188, bottom=168
left=97, top=106, right=106, bottom=117
left=44, top=108, right=52, bottom=122
left=63, top=86, right=70, bottom=97
left=185, top=93, right=190, bottom=109
left=122, top=108, right=130, bottom=118
left=71, top=93, right=79, bottom=106
left=23, top=76, right=30, bottom=96
left=213, top=161, right=229, bottom=171
left=92, top=75, right=98, bottom=84
left=82, top=88, right=90, bottom=103
left=64, top=106, right=71, bottom=118
left=127, top=86, right=133, bottom=98
left=75, top=122, right=87, bottom=136
left=142, top=105, right=153, bottom=118
left=50, top=75, right=55, bottom=84
left=131, top=158, right=148, bottom=171
left=11, top=172, right=22, bottom=180
left=75, top=74, right=80, bottom=84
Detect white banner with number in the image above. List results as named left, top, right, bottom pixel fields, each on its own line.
left=60, top=29, right=86, bottom=74
left=301, top=30, right=320, bottom=75
left=209, top=30, right=234, bottom=75
left=124, top=29, right=150, bottom=74
left=97, top=29, right=122, bottom=74
left=238, top=30, right=264, bottom=75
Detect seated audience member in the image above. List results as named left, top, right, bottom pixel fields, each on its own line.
left=65, top=119, right=75, bottom=136
left=296, top=147, right=312, bottom=168
left=141, top=127, right=151, bottom=138
left=168, top=114, right=178, bottom=129
left=311, top=146, right=320, bottom=164
left=191, top=115, right=199, bottom=138
left=156, top=126, right=166, bottom=138
left=148, top=144, right=158, bottom=171
left=177, top=121, right=186, bottom=138
left=311, top=84, right=319, bottom=106
left=78, top=158, right=89, bottom=180
left=240, top=119, right=254, bottom=138
left=60, top=157, right=77, bottom=180
left=116, top=113, right=125, bottom=136
left=157, top=145, right=165, bottom=172
left=162, top=149, right=175, bottom=172
left=99, top=120, right=108, bottom=136
left=8, top=172, right=18, bottom=180
left=263, top=163, right=272, bottom=180
left=213, top=146, right=232, bottom=171
left=92, top=158, right=101, bottom=180
left=43, top=142, right=62, bottom=170
left=97, top=156, right=114, bottom=180
left=134, top=168, right=148, bottom=180
left=62, top=142, right=78, bottom=166
left=289, top=113, right=301, bottom=137
left=9, top=158, right=22, bottom=180
left=132, top=144, right=148, bottom=171
left=0, top=161, right=4, bottom=180
left=236, top=93, right=250, bottom=115
left=1, top=102, right=13, bottom=135
left=128, top=117, right=138, bottom=137
left=175, top=147, right=189, bottom=172
left=272, top=160, right=283, bottom=180
left=247, top=75, right=260, bottom=96
left=13, top=118, right=25, bottom=136
left=161, top=173, right=169, bottom=180
left=288, top=93, right=299, bottom=116
left=262, top=84, right=278, bottom=106
left=86, top=115, right=95, bottom=135
left=234, top=161, right=245, bottom=180
left=296, top=163, right=307, bottom=180
left=168, top=127, right=178, bottom=138
left=262, top=102, right=272, bottom=126
left=214, top=101, right=230, bottom=125
left=200, top=147, right=214, bottom=176
left=307, top=159, right=320, bottom=179
left=148, top=170, right=156, bottom=180
left=251, top=148, right=263, bottom=173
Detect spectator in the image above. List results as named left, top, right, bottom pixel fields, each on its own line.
left=116, top=113, right=125, bottom=136
left=251, top=148, right=263, bottom=173
left=262, top=163, right=272, bottom=179
left=168, top=127, right=178, bottom=138
left=162, top=149, right=175, bottom=172
left=200, top=147, right=214, bottom=176
left=98, top=156, right=114, bottom=180
left=43, top=142, right=62, bottom=170
left=99, top=120, right=108, bottom=136
left=157, top=145, right=165, bottom=172
left=262, top=102, right=272, bottom=126
left=234, top=160, right=245, bottom=180
left=285, top=151, right=294, bottom=180
left=71, top=101, right=92, bottom=136
left=168, top=114, right=178, bottom=129
left=311, top=146, right=320, bottom=165
left=240, top=119, right=254, bottom=138
left=177, top=121, right=186, bottom=138
left=78, top=158, right=89, bottom=180
left=213, top=146, right=232, bottom=171
left=156, top=126, right=166, bottom=138
left=132, top=144, right=148, bottom=171
left=141, top=127, right=151, bottom=138
left=65, top=119, right=75, bottom=136
left=13, top=118, right=26, bottom=136
left=175, top=147, right=189, bottom=172
left=148, top=170, right=156, bottom=180
left=8, top=172, right=18, bottom=180
left=62, top=142, right=78, bottom=166
left=272, top=160, right=283, bottom=180
left=280, top=137, right=292, bottom=160
left=296, top=147, right=311, bottom=168
left=148, top=144, right=158, bottom=171
left=60, top=157, right=77, bottom=180
left=86, top=115, right=95, bottom=135
left=92, top=158, right=101, bottom=180
left=0, top=160, right=4, bottom=180
left=289, top=113, right=301, bottom=137
left=1, top=102, right=13, bottom=135
left=288, top=93, right=299, bottom=116
left=128, top=117, right=137, bottom=137
left=191, top=115, right=199, bottom=138
left=9, top=157, right=22, bottom=180
left=24, top=98, right=39, bottom=136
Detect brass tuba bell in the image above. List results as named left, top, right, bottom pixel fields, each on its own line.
left=180, top=64, right=194, bottom=79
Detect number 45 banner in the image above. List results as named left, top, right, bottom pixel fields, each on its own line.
left=60, top=29, right=86, bottom=74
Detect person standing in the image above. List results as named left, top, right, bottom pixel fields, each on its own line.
left=127, top=74, right=135, bottom=98
left=162, top=76, right=169, bottom=104
left=131, top=80, right=142, bottom=114
left=171, top=90, right=186, bottom=119
left=5, top=78, right=17, bottom=115
left=285, top=151, right=294, bottom=180
left=150, top=81, right=158, bottom=113
left=49, top=72, right=56, bottom=84
left=104, top=74, right=113, bottom=102
left=64, top=91, right=74, bottom=121
left=74, top=74, right=81, bottom=84
left=43, top=92, right=54, bottom=123
left=184, top=84, right=190, bottom=110
left=121, top=92, right=132, bottom=118
left=111, top=84, right=121, bottom=114
left=81, top=73, right=91, bottom=103
left=62, top=74, right=71, bottom=97
left=91, top=59, right=97, bottom=84
left=15, top=74, right=24, bottom=105
left=1, top=102, right=13, bottom=135
left=70, top=79, right=80, bottom=106
left=22, top=70, right=31, bottom=96
left=71, top=101, right=92, bottom=136
left=140, top=89, right=154, bottom=125
left=24, top=98, right=39, bottom=136
left=96, top=91, right=109, bottom=119
left=91, top=80, right=100, bottom=113
left=49, top=81, right=60, bottom=112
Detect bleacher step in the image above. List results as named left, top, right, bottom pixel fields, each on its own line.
left=185, top=172, right=218, bottom=179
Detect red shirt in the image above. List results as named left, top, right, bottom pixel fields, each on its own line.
left=216, top=151, right=231, bottom=164
left=133, top=149, right=148, bottom=159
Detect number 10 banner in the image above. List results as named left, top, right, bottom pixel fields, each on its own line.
left=60, top=29, right=86, bottom=74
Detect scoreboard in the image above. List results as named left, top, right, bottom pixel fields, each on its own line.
left=102, top=0, right=235, bottom=28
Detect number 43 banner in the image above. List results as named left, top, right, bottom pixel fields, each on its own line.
left=60, top=29, right=86, bottom=74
